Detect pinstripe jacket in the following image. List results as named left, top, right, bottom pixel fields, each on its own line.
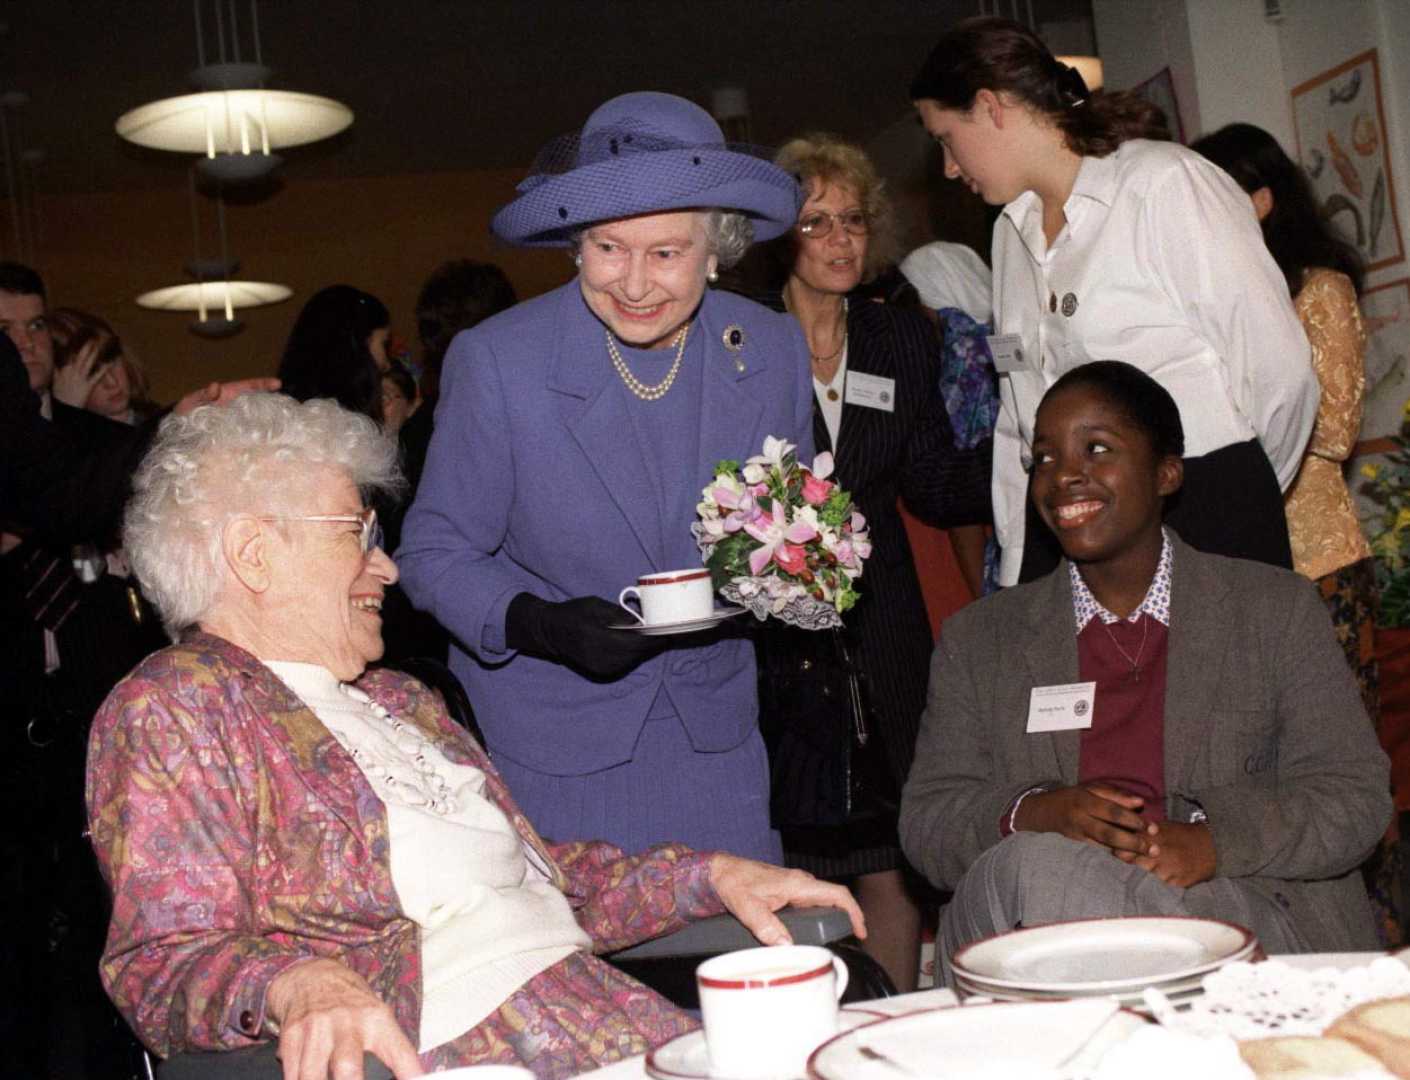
left=759, top=299, right=992, bottom=793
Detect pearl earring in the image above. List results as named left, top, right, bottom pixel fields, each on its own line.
left=574, top=253, right=583, bottom=268
left=707, top=268, right=719, bottom=284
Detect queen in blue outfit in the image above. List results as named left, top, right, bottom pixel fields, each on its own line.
left=398, top=93, right=813, bottom=861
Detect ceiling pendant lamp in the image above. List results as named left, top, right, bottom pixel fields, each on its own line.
left=115, top=0, right=352, bottom=183
left=136, top=175, right=291, bottom=337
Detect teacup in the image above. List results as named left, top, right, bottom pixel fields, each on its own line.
left=696, top=944, right=849, bottom=1079
left=618, top=568, right=714, bottom=626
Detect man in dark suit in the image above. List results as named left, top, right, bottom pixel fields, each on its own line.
left=0, top=262, right=167, bottom=1078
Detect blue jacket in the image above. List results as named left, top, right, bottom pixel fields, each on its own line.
left=398, top=281, right=813, bottom=776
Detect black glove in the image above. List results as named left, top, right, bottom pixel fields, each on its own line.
left=504, top=593, right=665, bottom=680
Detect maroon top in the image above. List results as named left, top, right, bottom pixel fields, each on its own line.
left=1076, top=617, right=1170, bottom=823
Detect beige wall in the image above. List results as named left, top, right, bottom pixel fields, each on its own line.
left=22, top=168, right=579, bottom=404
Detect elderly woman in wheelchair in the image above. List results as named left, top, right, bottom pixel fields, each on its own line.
left=87, top=394, right=863, bottom=1080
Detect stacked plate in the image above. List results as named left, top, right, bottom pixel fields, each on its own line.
left=951, top=916, right=1258, bottom=1009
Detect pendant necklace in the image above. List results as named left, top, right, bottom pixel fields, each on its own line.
left=809, top=303, right=848, bottom=402
left=1101, top=616, right=1150, bottom=684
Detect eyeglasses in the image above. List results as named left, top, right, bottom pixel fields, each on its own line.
left=260, top=507, right=383, bottom=554
left=797, top=209, right=869, bottom=239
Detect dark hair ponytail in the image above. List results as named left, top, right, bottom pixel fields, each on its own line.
left=910, top=16, right=1169, bottom=158
left=1190, top=122, right=1363, bottom=297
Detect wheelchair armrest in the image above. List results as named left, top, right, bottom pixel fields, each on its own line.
left=610, top=905, right=854, bottom=961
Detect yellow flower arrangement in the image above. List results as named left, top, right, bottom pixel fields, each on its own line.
left=1359, top=408, right=1410, bottom=624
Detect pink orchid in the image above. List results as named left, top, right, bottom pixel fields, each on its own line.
left=810, top=451, right=835, bottom=481
left=744, top=500, right=818, bottom=575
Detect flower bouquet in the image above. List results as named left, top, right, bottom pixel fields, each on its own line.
left=692, top=436, right=870, bottom=630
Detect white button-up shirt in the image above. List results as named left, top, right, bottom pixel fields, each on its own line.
left=991, top=139, right=1317, bottom=585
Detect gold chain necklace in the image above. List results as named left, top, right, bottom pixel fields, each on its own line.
left=605, top=323, right=689, bottom=402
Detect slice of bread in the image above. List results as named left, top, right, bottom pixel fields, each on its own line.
left=1238, top=1035, right=1389, bottom=1078
left=1327, top=995, right=1410, bottom=1078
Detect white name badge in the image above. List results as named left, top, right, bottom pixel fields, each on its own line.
left=844, top=371, right=895, bottom=412
left=1026, top=681, right=1097, bottom=733
left=987, top=332, right=1029, bottom=374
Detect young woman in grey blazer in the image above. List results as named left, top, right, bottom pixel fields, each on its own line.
left=901, top=362, right=1391, bottom=983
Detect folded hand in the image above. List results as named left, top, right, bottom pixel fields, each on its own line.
left=709, top=853, right=866, bottom=945
left=1129, top=820, right=1216, bottom=888
left=1016, top=783, right=1156, bottom=857
left=266, top=958, right=423, bottom=1080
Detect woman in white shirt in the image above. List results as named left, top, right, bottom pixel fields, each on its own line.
left=909, top=16, right=1318, bottom=586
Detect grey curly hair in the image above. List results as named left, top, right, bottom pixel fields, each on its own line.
left=124, top=393, right=404, bottom=638
left=569, top=209, right=755, bottom=270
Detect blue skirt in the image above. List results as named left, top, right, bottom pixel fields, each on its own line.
left=492, top=713, right=783, bottom=863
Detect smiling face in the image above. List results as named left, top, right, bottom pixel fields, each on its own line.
left=578, top=210, right=716, bottom=349
left=914, top=96, right=1019, bottom=206
left=791, top=180, right=869, bottom=297
left=1029, top=383, right=1182, bottom=574
left=0, top=290, right=54, bottom=393
left=263, top=467, right=399, bottom=681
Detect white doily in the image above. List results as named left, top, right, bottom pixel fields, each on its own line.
left=1147, top=957, right=1410, bottom=1042
left=718, top=579, right=843, bottom=630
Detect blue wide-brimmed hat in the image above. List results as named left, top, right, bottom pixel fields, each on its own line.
left=491, top=91, right=802, bottom=247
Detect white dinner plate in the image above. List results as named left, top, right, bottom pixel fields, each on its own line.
left=953, top=955, right=1243, bottom=1003
left=646, top=1010, right=877, bottom=1080
left=807, top=1000, right=1147, bottom=1079
left=950, top=916, right=1257, bottom=994
left=954, top=972, right=1207, bottom=1008
left=609, top=608, right=746, bottom=636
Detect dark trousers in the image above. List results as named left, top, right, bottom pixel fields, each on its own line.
left=1019, top=438, right=1293, bottom=583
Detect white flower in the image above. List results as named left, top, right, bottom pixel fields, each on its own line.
left=743, top=435, right=794, bottom=484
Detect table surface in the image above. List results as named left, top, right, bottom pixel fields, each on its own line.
left=577, top=952, right=1393, bottom=1079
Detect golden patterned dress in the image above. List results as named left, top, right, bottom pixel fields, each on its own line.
left=1287, top=268, right=1398, bottom=946
left=1285, top=268, right=1371, bottom=583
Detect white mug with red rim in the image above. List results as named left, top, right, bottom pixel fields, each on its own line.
left=617, top=568, right=715, bottom=626
left=696, top=944, right=849, bottom=1079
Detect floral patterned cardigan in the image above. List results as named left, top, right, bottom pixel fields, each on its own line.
left=86, top=633, right=723, bottom=1064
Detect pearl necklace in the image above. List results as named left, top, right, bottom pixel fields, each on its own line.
left=337, top=685, right=458, bottom=816
left=606, top=322, right=689, bottom=401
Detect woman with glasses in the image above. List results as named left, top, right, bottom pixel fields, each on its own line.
left=755, top=134, right=991, bottom=990
left=911, top=17, right=1318, bottom=587
left=89, top=393, right=863, bottom=1078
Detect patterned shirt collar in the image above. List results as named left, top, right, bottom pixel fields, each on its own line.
left=1070, top=529, right=1174, bottom=632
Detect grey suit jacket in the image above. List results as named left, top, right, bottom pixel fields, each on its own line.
left=900, top=535, right=1391, bottom=950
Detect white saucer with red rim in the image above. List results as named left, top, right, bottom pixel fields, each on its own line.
left=644, top=1009, right=882, bottom=1080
